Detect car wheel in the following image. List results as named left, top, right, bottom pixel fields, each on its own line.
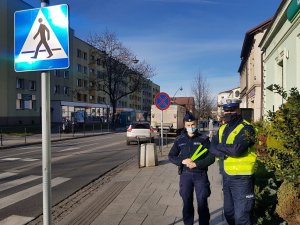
left=126, top=140, right=130, bottom=145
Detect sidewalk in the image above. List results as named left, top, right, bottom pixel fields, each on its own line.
left=57, top=144, right=227, bottom=225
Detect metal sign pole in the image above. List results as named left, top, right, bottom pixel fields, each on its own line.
left=41, top=2, right=52, bottom=225
left=160, top=110, right=163, bottom=156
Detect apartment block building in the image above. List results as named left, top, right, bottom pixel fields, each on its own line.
left=0, top=0, right=160, bottom=126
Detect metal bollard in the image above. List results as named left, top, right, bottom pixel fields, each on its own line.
left=72, top=123, right=74, bottom=137
left=93, top=124, right=95, bottom=134
left=24, top=128, right=27, bottom=144
left=0, top=131, right=2, bottom=146
left=59, top=126, right=61, bottom=140
left=166, top=131, right=168, bottom=147
left=137, top=137, right=140, bottom=168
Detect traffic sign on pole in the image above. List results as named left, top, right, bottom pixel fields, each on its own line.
left=154, top=92, right=170, bottom=155
left=154, top=92, right=171, bottom=111
left=14, top=4, right=69, bottom=72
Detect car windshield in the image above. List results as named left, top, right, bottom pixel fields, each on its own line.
left=132, top=123, right=150, bottom=129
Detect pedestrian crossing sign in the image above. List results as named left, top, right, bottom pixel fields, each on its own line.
left=14, top=4, right=69, bottom=72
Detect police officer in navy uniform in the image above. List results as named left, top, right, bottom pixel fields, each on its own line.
left=169, top=112, right=215, bottom=225
left=210, top=99, right=256, bottom=225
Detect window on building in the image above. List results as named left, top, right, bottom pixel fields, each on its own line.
left=77, top=64, right=82, bottom=72
left=16, top=94, right=35, bottom=110
left=77, top=79, right=82, bottom=87
left=28, top=80, right=36, bottom=91
left=235, top=91, right=240, bottom=98
left=16, top=78, right=25, bottom=89
left=64, top=70, right=69, bottom=79
left=54, top=85, right=60, bottom=94
left=77, top=49, right=82, bottom=58
left=96, top=58, right=101, bottom=65
left=77, top=93, right=81, bottom=101
left=90, top=95, right=94, bottom=100
left=83, top=80, right=88, bottom=88
left=64, top=86, right=70, bottom=95
left=83, top=66, right=87, bottom=74
left=89, top=68, right=95, bottom=75
left=83, top=52, right=87, bottom=60
left=83, top=94, right=87, bottom=102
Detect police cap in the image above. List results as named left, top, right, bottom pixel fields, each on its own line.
left=223, top=98, right=241, bottom=110
left=183, top=112, right=196, bottom=122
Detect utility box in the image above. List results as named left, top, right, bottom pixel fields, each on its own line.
left=139, top=143, right=158, bottom=167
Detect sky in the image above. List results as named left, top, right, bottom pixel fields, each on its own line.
left=23, top=0, right=281, bottom=99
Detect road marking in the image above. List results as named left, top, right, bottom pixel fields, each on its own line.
left=0, top=175, right=41, bottom=192
left=0, top=172, right=17, bottom=180
left=0, top=158, right=39, bottom=162
left=21, top=158, right=39, bottom=162
left=59, top=147, right=80, bottom=152
left=0, top=215, right=34, bottom=225
left=10, top=140, right=126, bottom=173
left=0, top=177, right=71, bottom=210
left=1, top=158, right=21, bottom=161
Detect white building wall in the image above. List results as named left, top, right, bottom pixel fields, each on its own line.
left=262, top=1, right=300, bottom=115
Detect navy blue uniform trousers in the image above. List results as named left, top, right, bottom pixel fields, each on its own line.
left=223, top=174, right=254, bottom=225
left=179, top=171, right=210, bottom=225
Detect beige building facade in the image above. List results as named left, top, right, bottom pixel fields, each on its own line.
left=238, top=19, right=271, bottom=121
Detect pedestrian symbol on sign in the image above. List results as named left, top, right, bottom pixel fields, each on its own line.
left=14, top=4, right=69, bottom=72
left=31, top=18, right=53, bottom=59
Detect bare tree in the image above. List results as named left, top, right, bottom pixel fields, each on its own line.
left=192, top=73, right=215, bottom=120
left=87, top=30, right=154, bottom=128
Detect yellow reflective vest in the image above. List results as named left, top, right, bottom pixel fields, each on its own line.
left=218, top=120, right=256, bottom=175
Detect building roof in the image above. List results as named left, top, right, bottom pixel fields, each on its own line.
left=172, top=97, right=195, bottom=108
left=259, top=0, right=288, bottom=49
left=238, top=18, right=272, bottom=73
left=218, top=87, right=240, bottom=95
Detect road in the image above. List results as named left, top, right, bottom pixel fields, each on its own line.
left=0, top=132, right=138, bottom=224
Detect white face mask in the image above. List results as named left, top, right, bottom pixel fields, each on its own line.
left=186, top=127, right=197, bottom=134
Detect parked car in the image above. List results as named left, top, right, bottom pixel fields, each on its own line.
left=126, top=122, right=156, bottom=145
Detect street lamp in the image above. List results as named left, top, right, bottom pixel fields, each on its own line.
left=121, top=58, right=139, bottom=76
left=172, top=86, right=183, bottom=104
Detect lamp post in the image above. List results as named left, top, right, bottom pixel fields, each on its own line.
left=172, top=86, right=183, bottom=104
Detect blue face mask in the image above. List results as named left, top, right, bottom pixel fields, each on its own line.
left=186, top=127, right=197, bottom=134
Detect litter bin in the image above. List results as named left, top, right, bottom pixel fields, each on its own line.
left=139, top=143, right=158, bottom=167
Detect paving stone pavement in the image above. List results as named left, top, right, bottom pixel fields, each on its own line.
left=59, top=144, right=228, bottom=225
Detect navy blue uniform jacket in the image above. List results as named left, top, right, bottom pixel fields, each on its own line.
left=168, top=131, right=215, bottom=173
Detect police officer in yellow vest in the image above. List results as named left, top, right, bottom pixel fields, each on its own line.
left=210, top=99, right=256, bottom=225
left=169, top=112, right=215, bottom=225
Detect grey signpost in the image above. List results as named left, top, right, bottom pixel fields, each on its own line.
left=14, top=1, right=69, bottom=224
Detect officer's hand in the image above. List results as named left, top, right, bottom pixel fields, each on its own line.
left=186, top=162, right=197, bottom=169
left=182, top=158, right=192, bottom=165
